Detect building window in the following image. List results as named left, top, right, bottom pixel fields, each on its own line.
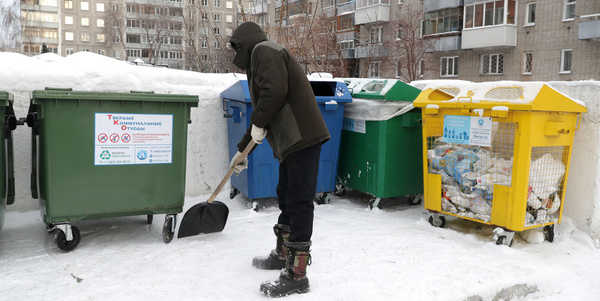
left=65, top=32, right=74, bottom=41
left=226, top=1, right=233, bottom=9
left=214, top=41, right=220, bottom=49
left=114, top=50, right=120, bottom=58
left=65, top=16, right=73, bottom=25
left=369, top=61, right=381, bottom=78
left=481, top=53, right=504, bottom=75
left=226, top=14, right=233, bottom=23
left=201, top=54, right=208, bottom=62
left=441, top=56, right=459, bottom=77
left=97, top=3, right=104, bottom=11
left=201, top=40, right=208, bottom=48
left=65, top=0, right=72, bottom=9
left=97, top=19, right=104, bottom=27
left=564, top=0, right=575, bottom=21
left=201, top=0, right=208, bottom=6
left=214, top=14, right=221, bottom=21
left=339, top=14, right=354, bottom=30
left=97, top=49, right=105, bottom=55
left=370, top=26, right=383, bottom=44
left=202, top=13, right=208, bottom=20
left=81, top=32, right=90, bottom=42
left=66, top=48, right=74, bottom=55
left=226, top=28, right=233, bottom=35
left=214, top=0, right=220, bottom=7
left=97, top=34, right=105, bottom=42
left=81, top=17, right=89, bottom=26
left=523, top=52, right=533, bottom=74
left=525, top=2, right=536, bottom=25
left=214, top=27, right=221, bottom=35
left=423, top=7, right=462, bottom=36
left=112, top=4, right=119, bottom=11
left=465, top=0, right=516, bottom=28
left=81, top=1, right=89, bottom=10
left=560, top=49, right=572, bottom=73
left=127, top=49, right=141, bottom=58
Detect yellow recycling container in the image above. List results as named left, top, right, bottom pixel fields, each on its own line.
left=413, top=81, right=586, bottom=246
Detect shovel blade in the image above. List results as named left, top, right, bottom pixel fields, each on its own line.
left=177, top=201, right=229, bottom=238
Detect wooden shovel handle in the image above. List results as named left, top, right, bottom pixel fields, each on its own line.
left=207, top=140, right=256, bottom=204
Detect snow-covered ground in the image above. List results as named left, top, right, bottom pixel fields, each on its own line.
left=2, top=191, right=600, bottom=300
left=1, top=52, right=600, bottom=300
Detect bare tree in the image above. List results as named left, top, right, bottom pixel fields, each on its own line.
left=104, top=1, right=128, bottom=60
left=388, top=3, right=437, bottom=82
left=0, top=0, right=21, bottom=52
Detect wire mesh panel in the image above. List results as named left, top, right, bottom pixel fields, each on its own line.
left=427, top=121, right=516, bottom=223
left=525, top=146, right=569, bottom=227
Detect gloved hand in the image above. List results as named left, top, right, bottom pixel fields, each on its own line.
left=251, top=124, right=267, bottom=144
left=229, top=151, right=248, bottom=175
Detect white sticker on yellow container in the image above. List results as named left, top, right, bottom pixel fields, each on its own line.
left=94, top=113, right=173, bottom=165
left=443, top=115, right=492, bottom=147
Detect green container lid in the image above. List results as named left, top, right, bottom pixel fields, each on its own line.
left=343, top=78, right=421, bottom=101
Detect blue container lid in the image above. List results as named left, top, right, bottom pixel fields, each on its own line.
left=220, top=79, right=352, bottom=104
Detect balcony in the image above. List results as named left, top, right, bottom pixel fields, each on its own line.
left=356, top=44, right=388, bottom=58
left=252, top=3, right=268, bottom=15
left=425, top=35, right=461, bottom=52
left=341, top=49, right=355, bottom=59
left=461, top=25, right=517, bottom=49
left=423, top=0, right=463, bottom=13
left=355, top=0, right=390, bottom=25
left=579, top=14, right=600, bottom=40
left=337, top=2, right=355, bottom=16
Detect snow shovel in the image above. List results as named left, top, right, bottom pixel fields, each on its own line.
left=178, top=140, right=256, bottom=238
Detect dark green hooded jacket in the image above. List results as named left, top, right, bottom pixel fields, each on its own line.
left=230, top=22, right=330, bottom=162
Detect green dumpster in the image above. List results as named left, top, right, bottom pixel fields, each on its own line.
left=337, top=79, right=423, bottom=209
left=0, top=91, right=16, bottom=232
left=27, top=88, right=198, bottom=251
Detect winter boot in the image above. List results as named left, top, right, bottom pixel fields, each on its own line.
left=252, top=224, right=290, bottom=270
left=260, top=241, right=311, bottom=298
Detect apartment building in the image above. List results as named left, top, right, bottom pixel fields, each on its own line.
left=249, top=0, right=599, bottom=81
left=19, top=0, right=244, bottom=71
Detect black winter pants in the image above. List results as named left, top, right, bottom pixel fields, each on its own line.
left=276, top=143, right=321, bottom=242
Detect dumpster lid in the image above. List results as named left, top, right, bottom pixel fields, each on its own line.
left=220, top=79, right=352, bottom=103
left=344, top=98, right=414, bottom=121
left=0, top=91, right=13, bottom=104
left=413, top=81, right=587, bottom=113
left=341, top=78, right=421, bottom=101
left=32, top=89, right=199, bottom=105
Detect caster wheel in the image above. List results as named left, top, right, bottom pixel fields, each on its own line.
left=55, top=226, right=81, bottom=252
left=496, top=235, right=514, bottom=247
left=428, top=215, right=446, bottom=228
left=46, top=223, right=55, bottom=233
left=230, top=188, right=239, bottom=199
left=162, top=215, right=176, bottom=244
left=368, top=198, right=382, bottom=210
left=408, top=194, right=423, bottom=206
left=544, top=225, right=555, bottom=242
left=316, top=193, right=330, bottom=205
left=147, top=215, right=153, bottom=224
left=334, top=184, right=346, bottom=197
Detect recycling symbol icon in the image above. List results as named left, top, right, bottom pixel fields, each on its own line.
left=100, top=150, right=111, bottom=160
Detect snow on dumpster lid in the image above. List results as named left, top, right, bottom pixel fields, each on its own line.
left=342, top=78, right=421, bottom=101
left=413, top=80, right=586, bottom=113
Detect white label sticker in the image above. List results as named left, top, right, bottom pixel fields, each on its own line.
left=94, top=113, right=173, bottom=165
left=443, top=115, right=492, bottom=147
left=342, top=117, right=366, bottom=134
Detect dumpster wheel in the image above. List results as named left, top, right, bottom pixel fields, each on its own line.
left=543, top=225, right=555, bottom=242
left=428, top=213, right=446, bottom=228
left=230, top=188, right=239, bottom=199
left=162, top=214, right=177, bottom=243
left=55, top=225, right=81, bottom=252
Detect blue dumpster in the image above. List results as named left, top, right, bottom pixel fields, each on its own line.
left=221, top=79, right=352, bottom=205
